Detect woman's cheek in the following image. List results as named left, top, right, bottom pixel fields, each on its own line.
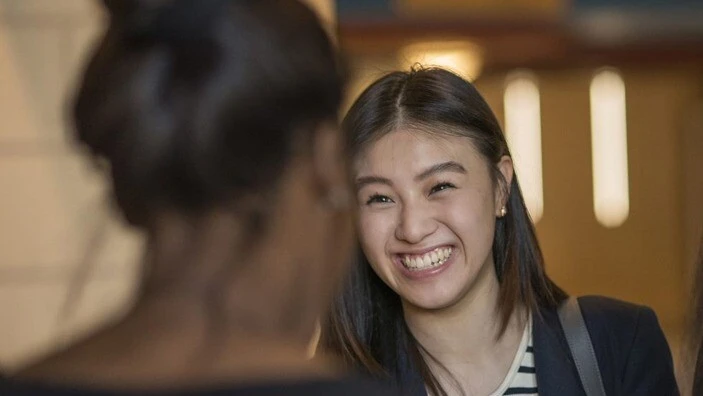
left=358, top=211, right=393, bottom=259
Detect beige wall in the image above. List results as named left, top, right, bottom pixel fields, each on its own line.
left=683, top=95, right=703, bottom=277
left=475, top=68, right=702, bottom=349
left=0, top=0, right=143, bottom=371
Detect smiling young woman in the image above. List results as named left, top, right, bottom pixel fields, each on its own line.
left=323, top=67, right=679, bottom=396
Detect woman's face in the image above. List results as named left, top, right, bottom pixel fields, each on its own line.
left=354, top=129, right=512, bottom=310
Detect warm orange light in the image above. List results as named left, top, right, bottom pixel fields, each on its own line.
left=504, top=71, right=543, bottom=222
left=399, top=41, right=483, bottom=81
left=590, top=68, right=629, bottom=228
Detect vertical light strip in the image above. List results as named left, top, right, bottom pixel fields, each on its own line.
left=504, top=71, right=544, bottom=222
left=590, top=68, right=629, bottom=228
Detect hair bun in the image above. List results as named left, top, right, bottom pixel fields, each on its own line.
left=101, top=0, right=140, bottom=22
left=103, top=0, right=227, bottom=43
left=76, top=0, right=343, bottom=226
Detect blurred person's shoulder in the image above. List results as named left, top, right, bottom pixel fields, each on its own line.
left=0, top=376, right=399, bottom=396
left=213, top=377, right=399, bottom=396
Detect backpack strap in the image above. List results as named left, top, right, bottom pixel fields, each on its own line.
left=557, top=297, right=607, bottom=396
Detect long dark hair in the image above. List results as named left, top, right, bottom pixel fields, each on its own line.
left=323, top=67, right=566, bottom=395
left=74, top=0, right=343, bottom=227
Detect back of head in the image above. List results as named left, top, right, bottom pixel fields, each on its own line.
left=75, top=0, right=343, bottom=227
left=30, top=1, right=353, bottom=387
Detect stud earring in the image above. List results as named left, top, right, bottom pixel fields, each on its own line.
left=499, top=206, right=507, bottom=217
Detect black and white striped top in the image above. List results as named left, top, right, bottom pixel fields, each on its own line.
left=491, top=318, right=538, bottom=396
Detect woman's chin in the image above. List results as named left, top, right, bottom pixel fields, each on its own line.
left=400, top=287, right=463, bottom=312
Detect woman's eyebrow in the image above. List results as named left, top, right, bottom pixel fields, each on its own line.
left=415, top=161, right=466, bottom=181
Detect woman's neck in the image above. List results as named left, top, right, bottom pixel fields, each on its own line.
left=402, top=261, right=527, bottom=394
left=403, top=263, right=505, bottom=362
left=139, top=209, right=324, bottom=343
left=17, top=211, right=337, bottom=388
left=19, top=294, right=337, bottom=389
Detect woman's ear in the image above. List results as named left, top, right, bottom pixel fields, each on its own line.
left=495, top=155, right=514, bottom=215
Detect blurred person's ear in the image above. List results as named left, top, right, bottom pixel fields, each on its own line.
left=312, top=122, right=350, bottom=210
left=306, top=319, right=322, bottom=359
left=309, top=121, right=355, bottom=301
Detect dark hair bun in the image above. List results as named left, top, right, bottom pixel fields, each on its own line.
left=74, top=0, right=343, bottom=226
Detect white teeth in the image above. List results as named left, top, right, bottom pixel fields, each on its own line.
left=400, top=247, right=453, bottom=271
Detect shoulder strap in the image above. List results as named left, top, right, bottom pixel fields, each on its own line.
left=557, top=297, right=607, bottom=396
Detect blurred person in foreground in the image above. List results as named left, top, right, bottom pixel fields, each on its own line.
left=1, top=0, right=393, bottom=394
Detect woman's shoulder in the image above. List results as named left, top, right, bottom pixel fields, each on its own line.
left=575, top=295, right=660, bottom=337
left=536, top=294, right=668, bottom=361
left=534, top=295, right=678, bottom=394
left=574, top=295, right=679, bottom=395
left=577, top=295, right=653, bottom=320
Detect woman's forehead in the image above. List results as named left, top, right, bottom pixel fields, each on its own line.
left=354, top=129, right=482, bottom=176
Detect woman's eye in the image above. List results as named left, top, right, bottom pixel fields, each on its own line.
left=366, top=194, right=394, bottom=205
left=430, top=182, right=456, bottom=195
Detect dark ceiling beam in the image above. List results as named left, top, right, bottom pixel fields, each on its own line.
left=338, top=18, right=703, bottom=71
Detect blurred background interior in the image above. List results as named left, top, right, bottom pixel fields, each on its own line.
left=0, top=0, right=702, bottom=387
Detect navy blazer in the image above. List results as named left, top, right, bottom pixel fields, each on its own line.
left=399, top=296, right=679, bottom=396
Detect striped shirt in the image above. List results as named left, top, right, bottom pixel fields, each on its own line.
left=490, top=317, right=538, bottom=396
